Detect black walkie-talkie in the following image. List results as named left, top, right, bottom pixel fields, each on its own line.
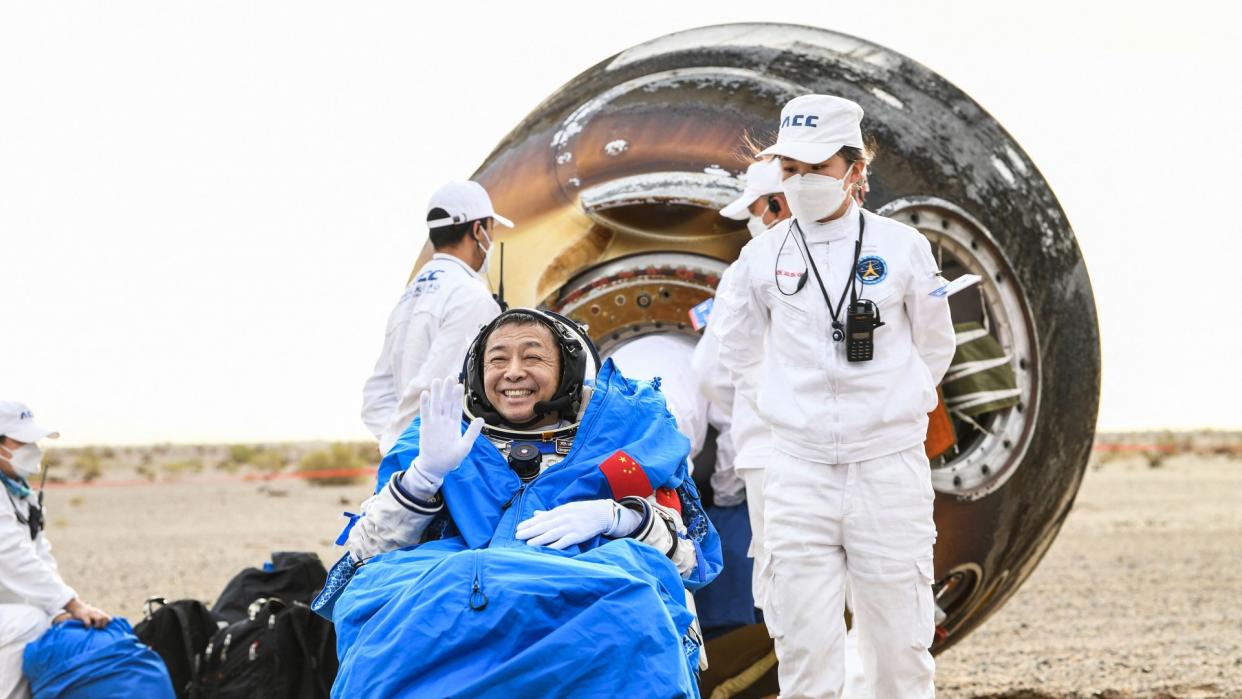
left=493, top=242, right=509, bottom=312
left=845, top=299, right=885, bottom=362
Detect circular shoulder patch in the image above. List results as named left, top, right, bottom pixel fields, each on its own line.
left=856, top=255, right=888, bottom=284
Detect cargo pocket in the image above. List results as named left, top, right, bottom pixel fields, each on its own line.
left=911, top=558, right=936, bottom=649
left=903, top=448, right=936, bottom=505
left=764, top=564, right=784, bottom=640
left=752, top=549, right=772, bottom=615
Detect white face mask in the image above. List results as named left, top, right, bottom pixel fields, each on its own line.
left=781, top=170, right=853, bottom=223
left=8, top=444, right=43, bottom=477
left=475, top=224, right=494, bottom=273
left=746, top=216, right=768, bottom=238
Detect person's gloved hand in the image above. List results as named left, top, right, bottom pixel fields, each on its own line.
left=400, top=376, right=484, bottom=499
left=515, top=499, right=642, bottom=550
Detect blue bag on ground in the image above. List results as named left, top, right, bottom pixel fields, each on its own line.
left=327, top=360, right=723, bottom=698
left=22, top=617, right=174, bottom=699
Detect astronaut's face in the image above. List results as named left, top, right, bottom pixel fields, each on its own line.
left=483, top=322, right=562, bottom=426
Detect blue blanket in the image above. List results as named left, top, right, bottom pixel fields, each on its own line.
left=22, top=618, right=174, bottom=699
left=328, top=360, right=721, bottom=697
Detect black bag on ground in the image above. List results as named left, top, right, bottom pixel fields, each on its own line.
left=193, top=597, right=337, bottom=699
left=133, top=597, right=222, bottom=699
left=211, top=552, right=327, bottom=624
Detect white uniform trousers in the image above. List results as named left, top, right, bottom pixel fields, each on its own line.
left=0, top=604, right=50, bottom=699
left=764, top=444, right=937, bottom=699
left=740, top=469, right=769, bottom=614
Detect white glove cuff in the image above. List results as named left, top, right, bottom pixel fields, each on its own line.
left=605, top=500, right=643, bottom=538
left=400, top=457, right=443, bottom=501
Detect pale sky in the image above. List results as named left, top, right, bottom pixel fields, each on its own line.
left=1, top=1, right=1239, bottom=445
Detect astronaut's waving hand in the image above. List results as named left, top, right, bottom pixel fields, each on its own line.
left=403, top=376, right=484, bottom=495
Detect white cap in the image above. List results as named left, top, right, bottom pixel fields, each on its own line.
left=720, top=159, right=784, bottom=220
left=0, top=401, right=60, bottom=443
left=759, top=95, right=864, bottom=165
left=426, top=181, right=514, bottom=230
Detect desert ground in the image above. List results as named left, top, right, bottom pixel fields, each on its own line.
left=36, top=439, right=1242, bottom=698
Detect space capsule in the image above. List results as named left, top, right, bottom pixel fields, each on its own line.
left=411, top=23, right=1100, bottom=695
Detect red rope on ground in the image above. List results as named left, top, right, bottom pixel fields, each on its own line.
left=44, top=466, right=374, bottom=490
left=43, top=443, right=1239, bottom=489
left=1092, top=443, right=1179, bottom=453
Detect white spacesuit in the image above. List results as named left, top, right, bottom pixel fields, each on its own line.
left=349, top=310, right=705, bottom=575
left=712, top=95, right=956, bottom=698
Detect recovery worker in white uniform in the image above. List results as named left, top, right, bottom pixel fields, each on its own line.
left=0, top=402, right=111, bottom=699
left=361, top=181, right=507, bottom=455
left=711, top=95, right=956, bottom=698
left=692, top=157, right=787, bottom=617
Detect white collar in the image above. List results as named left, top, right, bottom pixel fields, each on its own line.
left=797, top=201, right=860, bottom=243
left=431, top=252, right=485, bottom=281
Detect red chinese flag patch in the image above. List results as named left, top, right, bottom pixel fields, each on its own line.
left=655, top=487, right=682, bottom=515
left=598, top=450, right=654, bottom=500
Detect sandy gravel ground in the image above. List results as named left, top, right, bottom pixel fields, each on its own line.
left=39, top=453, right=1242, bottom=698
left=934, top=455, right=1242, bottom=698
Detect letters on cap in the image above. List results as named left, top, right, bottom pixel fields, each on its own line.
left=780, top=114, right=820, bottom=128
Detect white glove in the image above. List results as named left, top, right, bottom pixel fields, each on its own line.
left=515, top=499, right=642, bottom=550
left=400, top=376, right=484, bottom=499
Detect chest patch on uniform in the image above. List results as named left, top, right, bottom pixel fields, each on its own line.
left=406, top=269, right=445, bottom=299
left=856, top=255, right=888, bottom=285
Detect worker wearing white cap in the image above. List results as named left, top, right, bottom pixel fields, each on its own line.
left=362, top=181, right=509, bottom=455
left=719, top=158, right=790, bottom=238
left=0, top=402, right=111, bottom=699
left=693, top=158, right=787, bottom=618
left=710, top=95, right=956, bottom=698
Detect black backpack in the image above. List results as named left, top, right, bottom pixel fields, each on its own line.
left=193, top=597, right=336, bottom=699
left=211, top=552, right=327, bottom=624
left=133, top=597, right=223, bottom=699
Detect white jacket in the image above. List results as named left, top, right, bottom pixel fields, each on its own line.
left=0, top=488, right=75, bottom=617
left=608, top=334, right=708, bottom=458
left=692, top=264, right=773, bottom=474
left=701, top=400, right=746, bottom=507
left=712, top=203, right=956, bottom=465
left=361, top=253, right=501, bottom=454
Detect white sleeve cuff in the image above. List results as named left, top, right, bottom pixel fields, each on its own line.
left=345, top=471, right=443, bottom=561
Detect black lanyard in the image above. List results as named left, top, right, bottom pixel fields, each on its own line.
left=794, top=211, right=866, bottom=342
left=5, top=476, right=44, bottom=541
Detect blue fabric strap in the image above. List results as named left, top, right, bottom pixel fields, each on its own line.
left=0, top=472, right=31, bottom=499
left=335, top=512, right=361, bottom=546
